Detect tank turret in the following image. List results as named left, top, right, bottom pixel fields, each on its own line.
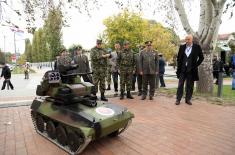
left=31, top=70, right=134, bottom=154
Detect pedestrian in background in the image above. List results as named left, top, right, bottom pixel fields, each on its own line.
left=212, top=55, right=219, bottom=85
left=117, top=41, right=135, bottom=100
left=0, top=62, right=14, bottom=90
left=90, top=39, right=111, bottom=101
left=24, top=63, right=30, bottom=79
left=230, top=53, right=235, bottom=90
left=175, top=34, right=204, bottom=105
left=140, top=41, right=158, bottom=100
left=110, top=41, right=121, bottom=94
left=159, top=53, right=166, bottom=87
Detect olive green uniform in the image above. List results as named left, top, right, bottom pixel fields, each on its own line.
left=90, top=46, right=109, bottom=93
left=140, top=49, right=159, bottom=97
left=117, top=48, right=136, bottom=92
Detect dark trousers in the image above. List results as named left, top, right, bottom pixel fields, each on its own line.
left=159, top=73, right=165, bottom=87
left=176, top=73, right=194, bottom=101
left=132, top=73, right=136, bottom=90
left=24, top=71, right=29, bottom=79
left=142, top=74, right=156, bottom=97
left=137, top=74, right=142, bottom=93
left=112, top=72, right=119, bottom=91
left=1, top=79, right=14, bottom=90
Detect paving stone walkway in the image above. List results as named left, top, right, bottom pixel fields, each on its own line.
left=0, top=96, right=235, bottom=155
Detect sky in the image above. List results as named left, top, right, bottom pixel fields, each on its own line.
left=0, top=0, right=235, bottom=54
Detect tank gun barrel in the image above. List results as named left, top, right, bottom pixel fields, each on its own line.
left=61, top=72, right=93, bottom=77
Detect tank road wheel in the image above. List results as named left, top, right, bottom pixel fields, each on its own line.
left=46, top=121, right=56, bottom=139
left=68, top=131, right=84, bottom=152
left=36, top=115, right=44, bottom=133
left=56, top=125, right=68, bottom=146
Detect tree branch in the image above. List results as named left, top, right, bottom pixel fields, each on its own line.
left=174, top=0, right=195, bottom=35
left=219, top=0, right=227, bottom=6
left=198, top=0, right=206, bottom=38
left=200, top=0, right=213, bottom=44
left=203, top=5, right=224, bottom=48
left=211, top=0, right=216, bottom=7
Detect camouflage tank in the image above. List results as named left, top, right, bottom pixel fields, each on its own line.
left=31, top=70, right=134, bottom=154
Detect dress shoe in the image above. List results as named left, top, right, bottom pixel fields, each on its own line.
left=186, top=100, right=192, bottom=105
left=175, top=100, right=180, bottom=105
left=141, top=96, right=146, bottom=100
left=149, top=96, right=153, bottom=100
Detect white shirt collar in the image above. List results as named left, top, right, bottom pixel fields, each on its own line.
left=185, top=44, right=193, bottom=57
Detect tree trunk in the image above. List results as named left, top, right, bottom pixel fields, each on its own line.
left=197, top=51, right=213, bottom=94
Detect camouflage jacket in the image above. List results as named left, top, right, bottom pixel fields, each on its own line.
left=57, top=56, right=72, bottom=67
left=117, top=48, right=136, bottom=72
left=90, top=46, right=109, bottom=72
left=57, top=56, right=72, bottom=73
left=140, top=49, right=159, bottom=74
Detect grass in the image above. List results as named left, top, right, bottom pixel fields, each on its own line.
left=158, top=85, right=235, bottom=106
left=11, top=66, right=36, bottom=74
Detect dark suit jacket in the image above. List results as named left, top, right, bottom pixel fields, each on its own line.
left=1, top=65, right=11, bottom=79
left=73, top=54, right=90, bottom=73
left=159, top=57, right=166, bottom=74
left=176, top=44, right=204, bottom=81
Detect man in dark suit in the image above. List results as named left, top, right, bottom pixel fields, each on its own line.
left=73, top=46, right=91, bottom=82
left=176, top=34, right=204, bottom=105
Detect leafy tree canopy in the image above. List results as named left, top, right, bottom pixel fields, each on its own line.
left=103, top=10, right=179, bottom=60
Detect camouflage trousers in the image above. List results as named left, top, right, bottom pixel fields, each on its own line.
left=93, top=71, right=106, bottom=93
left=106, top=67, right=112, bottom=85
left=120, top=71, right=133, bottom=92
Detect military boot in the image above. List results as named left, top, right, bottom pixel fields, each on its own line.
left=127, top=91, right=134, bottom=99
left=120, top=91, right=124, bottom=100
left=101, top=93, right=108, bottom=101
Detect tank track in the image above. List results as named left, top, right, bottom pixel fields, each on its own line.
left=31, top=111, right=91, bottom=155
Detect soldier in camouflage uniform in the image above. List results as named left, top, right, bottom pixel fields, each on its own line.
left=117, top=41, right=136, bottom=100
left=140, top=41, right=159, bottom=100
left=90, top=39, right=111, bottom=101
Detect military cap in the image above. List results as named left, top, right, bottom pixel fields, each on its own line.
left=96, top=39, right=102, bottom=44
left=74, top=45, right=82, bottom=50
left=123, top=40, right=130, bottom=45
left=145, top=41, right=152, bottom=45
